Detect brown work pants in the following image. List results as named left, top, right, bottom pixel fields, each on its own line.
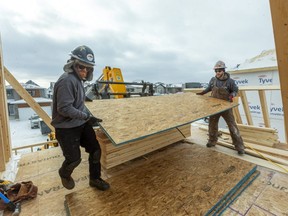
left=208, top=109, right=244, bottom=151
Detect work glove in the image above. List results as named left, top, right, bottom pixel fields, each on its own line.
left=196, top=92, right=205, bottom=95
left=228, top=95, right=234, bottom=102
left=86, top=116, right=103, bottom=126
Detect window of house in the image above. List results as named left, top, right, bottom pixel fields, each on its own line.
left=8, top=104, right=15, bottom=115
left=6, top=89, right=13, bottom=98
left=27, top=90, right=36, bottom=97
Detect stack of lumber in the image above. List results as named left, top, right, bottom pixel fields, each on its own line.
left=218, top=124, right=288, bottom=167
left=198, top=124, right=288, bottom=167
left=220, top=124, right=280, bottom=147
left=237, top=124, right=280, bottom=147
left=95, top=124, right=191, bottom=169
left=217, top=139, right=288, bottom=166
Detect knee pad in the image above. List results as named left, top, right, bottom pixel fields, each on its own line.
left=66, top=158, right=82, bottom=171
left=90, top=150, right=101, bottom=163
left=59, top=158, right=81, bottom=178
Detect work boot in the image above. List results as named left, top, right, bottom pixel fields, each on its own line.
left=235, top=144, right=245, bottom=155
left=206, top=142, right=216, bottom=147
left=237, top=149, right=245, bottom=155
left=89, top=178, right=110, bottom=191
left=59, top=169, right=75, bottom=190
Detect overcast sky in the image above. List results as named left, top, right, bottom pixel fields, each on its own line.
left=0, top=0, right=275, bottom=88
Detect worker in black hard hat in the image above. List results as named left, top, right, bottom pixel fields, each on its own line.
left=197, top=60, right=245, bottom=155
left=51, top=45, right=110, bottom=190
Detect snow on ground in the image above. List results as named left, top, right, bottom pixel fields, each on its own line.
left=9, top=119, right=48, bottom=150
left=1, top=120, right=50, bottom=185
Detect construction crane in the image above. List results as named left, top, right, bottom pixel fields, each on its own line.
left=85, top=66, right=154, bottom=101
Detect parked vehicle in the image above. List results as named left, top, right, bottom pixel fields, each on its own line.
left=29, top=114, right=40, bottom=129
left=184, top=82, right=203, bottom=88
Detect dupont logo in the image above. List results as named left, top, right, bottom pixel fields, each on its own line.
left=270, top=106, right=284, bottom=116
left=249, top=104, right=261, bottom=114
left=258, top=75, right=272, bottom=85
left=249, top=105, right=261, bottom=110
left=234, top=79, right=249, bottom=85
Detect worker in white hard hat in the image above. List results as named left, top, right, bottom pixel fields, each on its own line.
left=196, top=60, right=245, bottom=155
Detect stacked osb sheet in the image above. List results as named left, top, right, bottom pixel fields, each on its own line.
left=85, top=92, right=237, bottom=146
left=65, top=144, right=258, bottom=216
left=95, top=124, right=191, bottom=169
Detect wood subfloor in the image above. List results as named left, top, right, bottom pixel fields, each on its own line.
left=2, top=126, right=288, bottom=216
left=65, top=143, right=257, bottom=216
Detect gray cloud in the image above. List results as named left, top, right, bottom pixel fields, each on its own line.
left=1, top=0, right=275, bottom=87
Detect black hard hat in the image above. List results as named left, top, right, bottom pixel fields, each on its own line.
left=70, top=45, right=95, bottom=66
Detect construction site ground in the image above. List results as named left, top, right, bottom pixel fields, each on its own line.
left=1, top=124, right=288, bottom=216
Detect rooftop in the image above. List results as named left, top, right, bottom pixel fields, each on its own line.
left=231, top=49, right=277, bottom=71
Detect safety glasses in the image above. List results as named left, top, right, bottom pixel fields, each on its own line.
left=214, top=69, right=223, bottom=73
left=77, top=64, right=93, bottom=72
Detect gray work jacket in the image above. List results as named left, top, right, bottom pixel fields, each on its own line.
left=51, top=71, right=89, bottom=129
left=202, top=72, right=238, bottom=98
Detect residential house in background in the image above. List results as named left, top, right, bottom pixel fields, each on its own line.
left=47, top=82, right=55, bottom=99
left=154, top=82, right=183, bottom=95
left=6, top=80, right=52, bottom=120
left=126, top=82, right=183, bottom=95
left=154, top=82, right=166, bottom=95
left=166, top=83, right=182, bottom=94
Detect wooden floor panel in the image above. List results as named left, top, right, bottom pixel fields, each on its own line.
left=208, top=170, right=260, bottom=215
left=223, top=166, right=288, bottom=215
left=65, top=144, right=256, bottom=216
left=9, top=147, right=91, bottom=216
left=4, top=141, right=288, bottom=216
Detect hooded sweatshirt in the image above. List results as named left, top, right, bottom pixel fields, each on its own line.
left=51, top=59, right=93, bottom=128
left=202, top=72, right=238, bottom=98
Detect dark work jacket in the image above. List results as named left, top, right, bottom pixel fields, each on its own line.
left=202, top=72, right=238, bottom=100
left=51, top=71, right=89, bottom=128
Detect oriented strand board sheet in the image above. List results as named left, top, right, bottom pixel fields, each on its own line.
left=207, top=170, right=260, bottom=215
left=5, top=143, right=288, bottom=216
left=223, top=166, right=288, bottom=216
left=8, top=147, right=92, bottom=216
left=85, top=93, right=237, bottom=145
left=96, top=124, right=191, bottom=169
left=65, top=144, right=257, bottom=216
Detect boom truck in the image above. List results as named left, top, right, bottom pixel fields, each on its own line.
left=85, top=66, right=154, bottom=101
left=39, top=66, right=152, bottom=151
